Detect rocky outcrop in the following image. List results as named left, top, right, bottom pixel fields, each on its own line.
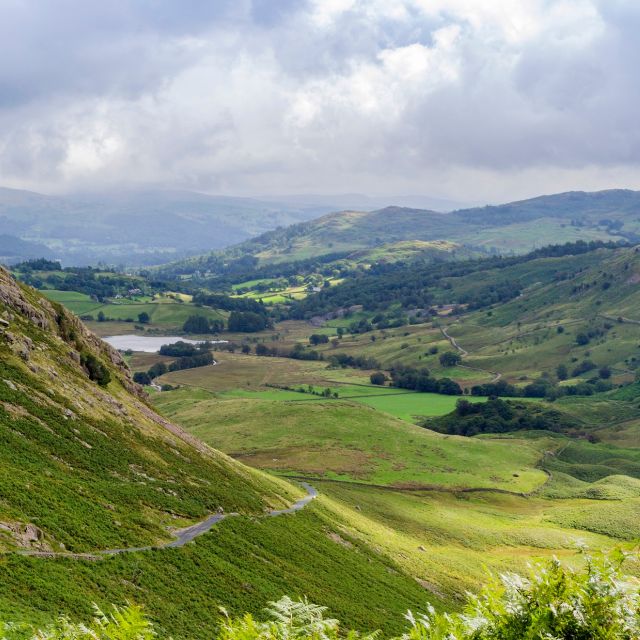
left=0, top=521, right=52, bottom=551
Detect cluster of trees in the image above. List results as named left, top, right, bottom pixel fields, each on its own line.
left=159, top=341, right=211, bottom=357
left=252, top=342, right=324, bottom=361
left=428, top=398, right=578, bottom=436
left=439, top=351, right=462, bottom=367
left=182, top=315, right=225, bottom=334
left=14, top=258, right=62, bottom=272
left=185, top=293, right=272, bottom=333
left=390, top=365, right=462, bottom=395
left=327, top=353, right=382, bottom=370
left=133, top=349, right=214, bottom=385
left=471, top=373, right=613, bottom=400
left=228, top=311, right=270, bottom=332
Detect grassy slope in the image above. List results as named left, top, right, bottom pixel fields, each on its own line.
left=1, top=503, right=433, bottom=637
left=154, top=388, right=545, bottom=491
left=303, top=246, right=640, bottom=388
left=152, top=387, right=640, bottom=610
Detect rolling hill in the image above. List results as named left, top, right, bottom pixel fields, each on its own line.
left=169, top=189, right=640, bottom=275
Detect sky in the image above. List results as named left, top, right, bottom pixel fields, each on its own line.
left=0, top=0, right=639, bottom=203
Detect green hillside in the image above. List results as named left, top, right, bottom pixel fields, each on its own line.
left=0, top=266, right=296, bottom=553
left=163, top=189, right=640, bottom=275
left=5, top=242, right=640, bottom=636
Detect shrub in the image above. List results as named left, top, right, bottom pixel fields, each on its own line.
left=80, top=353, right=111, bottom=386
left=370, top=371, right=386, bottom=385
left=403, top=552, right=639, bottom=640
left=133, top=371, right=151, bottom=385
left=599, top=365, right=612, bottom=379
left=439, top=351, right=461, bottom=367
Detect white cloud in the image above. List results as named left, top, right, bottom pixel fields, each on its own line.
left=0, top=0, right=639, bottom=203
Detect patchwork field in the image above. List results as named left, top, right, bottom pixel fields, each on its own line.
left=154, top=351, right=486, bottom=422
left=40, top=289, right=224, bottom=330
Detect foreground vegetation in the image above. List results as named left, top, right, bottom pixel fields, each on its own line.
left=9, top=554, right=639, bottom=640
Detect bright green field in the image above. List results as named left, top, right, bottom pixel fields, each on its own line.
left=221, top=387, right=485, bottom=422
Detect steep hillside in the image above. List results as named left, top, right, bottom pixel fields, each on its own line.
left=0, top=266, right=297, bottom=553
left=168, top=189, right=640, bottom=274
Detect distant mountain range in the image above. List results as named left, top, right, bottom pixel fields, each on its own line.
left=172, top=189, right=640, bottom=274
left=3, top=186, right=640, bottom=268
left=0, top=187, right=397, bottom=266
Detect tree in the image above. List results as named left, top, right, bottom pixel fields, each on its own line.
left=148, top=362, right=167, bottom=379
left=370, top=371, right=386, bottom=385
left=309, top=334, right=329, bottom=346
left=556, top=363, right=568, bottom=380
left=599, top=365, right=612, bottom=379
left=97, top=310, right=106, bottom=322
left=576, top=332, right=590, bottom=346
left=81, top=353, right=111, bottom=386
left=183, top=315, right=211, bottom=334
left=133, top=371, right=152, bottom=385
left=241, top=344, right=251, bottom=354
left=228, top=311, right=268, bottom=333
left=137, top=312, right=150, bottom=324
left=439, top=351, right=462, bottom=367
left=255, top=343, right=269, bottom=356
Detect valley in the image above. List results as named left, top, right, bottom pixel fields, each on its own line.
left=4, top=195, right=640, bottom=638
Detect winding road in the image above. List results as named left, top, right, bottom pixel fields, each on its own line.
left=16, top=482, right=318, bottom=560
left=440, top=325, right=502, bottom=382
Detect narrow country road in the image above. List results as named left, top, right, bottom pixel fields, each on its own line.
left=440, top=325, right=468, bottom=356
left=16, top=482, right=318, bottom=560
left=440, top=326, right=501, bottom=382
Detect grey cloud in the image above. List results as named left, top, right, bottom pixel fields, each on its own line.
left=1, top=0, right=640, bottom=202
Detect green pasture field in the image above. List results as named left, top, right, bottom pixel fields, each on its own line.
left=40, top=289, right=224, bottom=328
left=153, top=387, right=547, bottom=491
left=218, top=386, right=486, bottom=422
left=156, top=350, right=486, bottom=422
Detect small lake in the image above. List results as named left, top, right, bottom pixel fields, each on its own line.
left=103, top=335, right=227, bottom=353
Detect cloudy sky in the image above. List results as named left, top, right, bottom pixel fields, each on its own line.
left=1, top=0, right=639, bottom=203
